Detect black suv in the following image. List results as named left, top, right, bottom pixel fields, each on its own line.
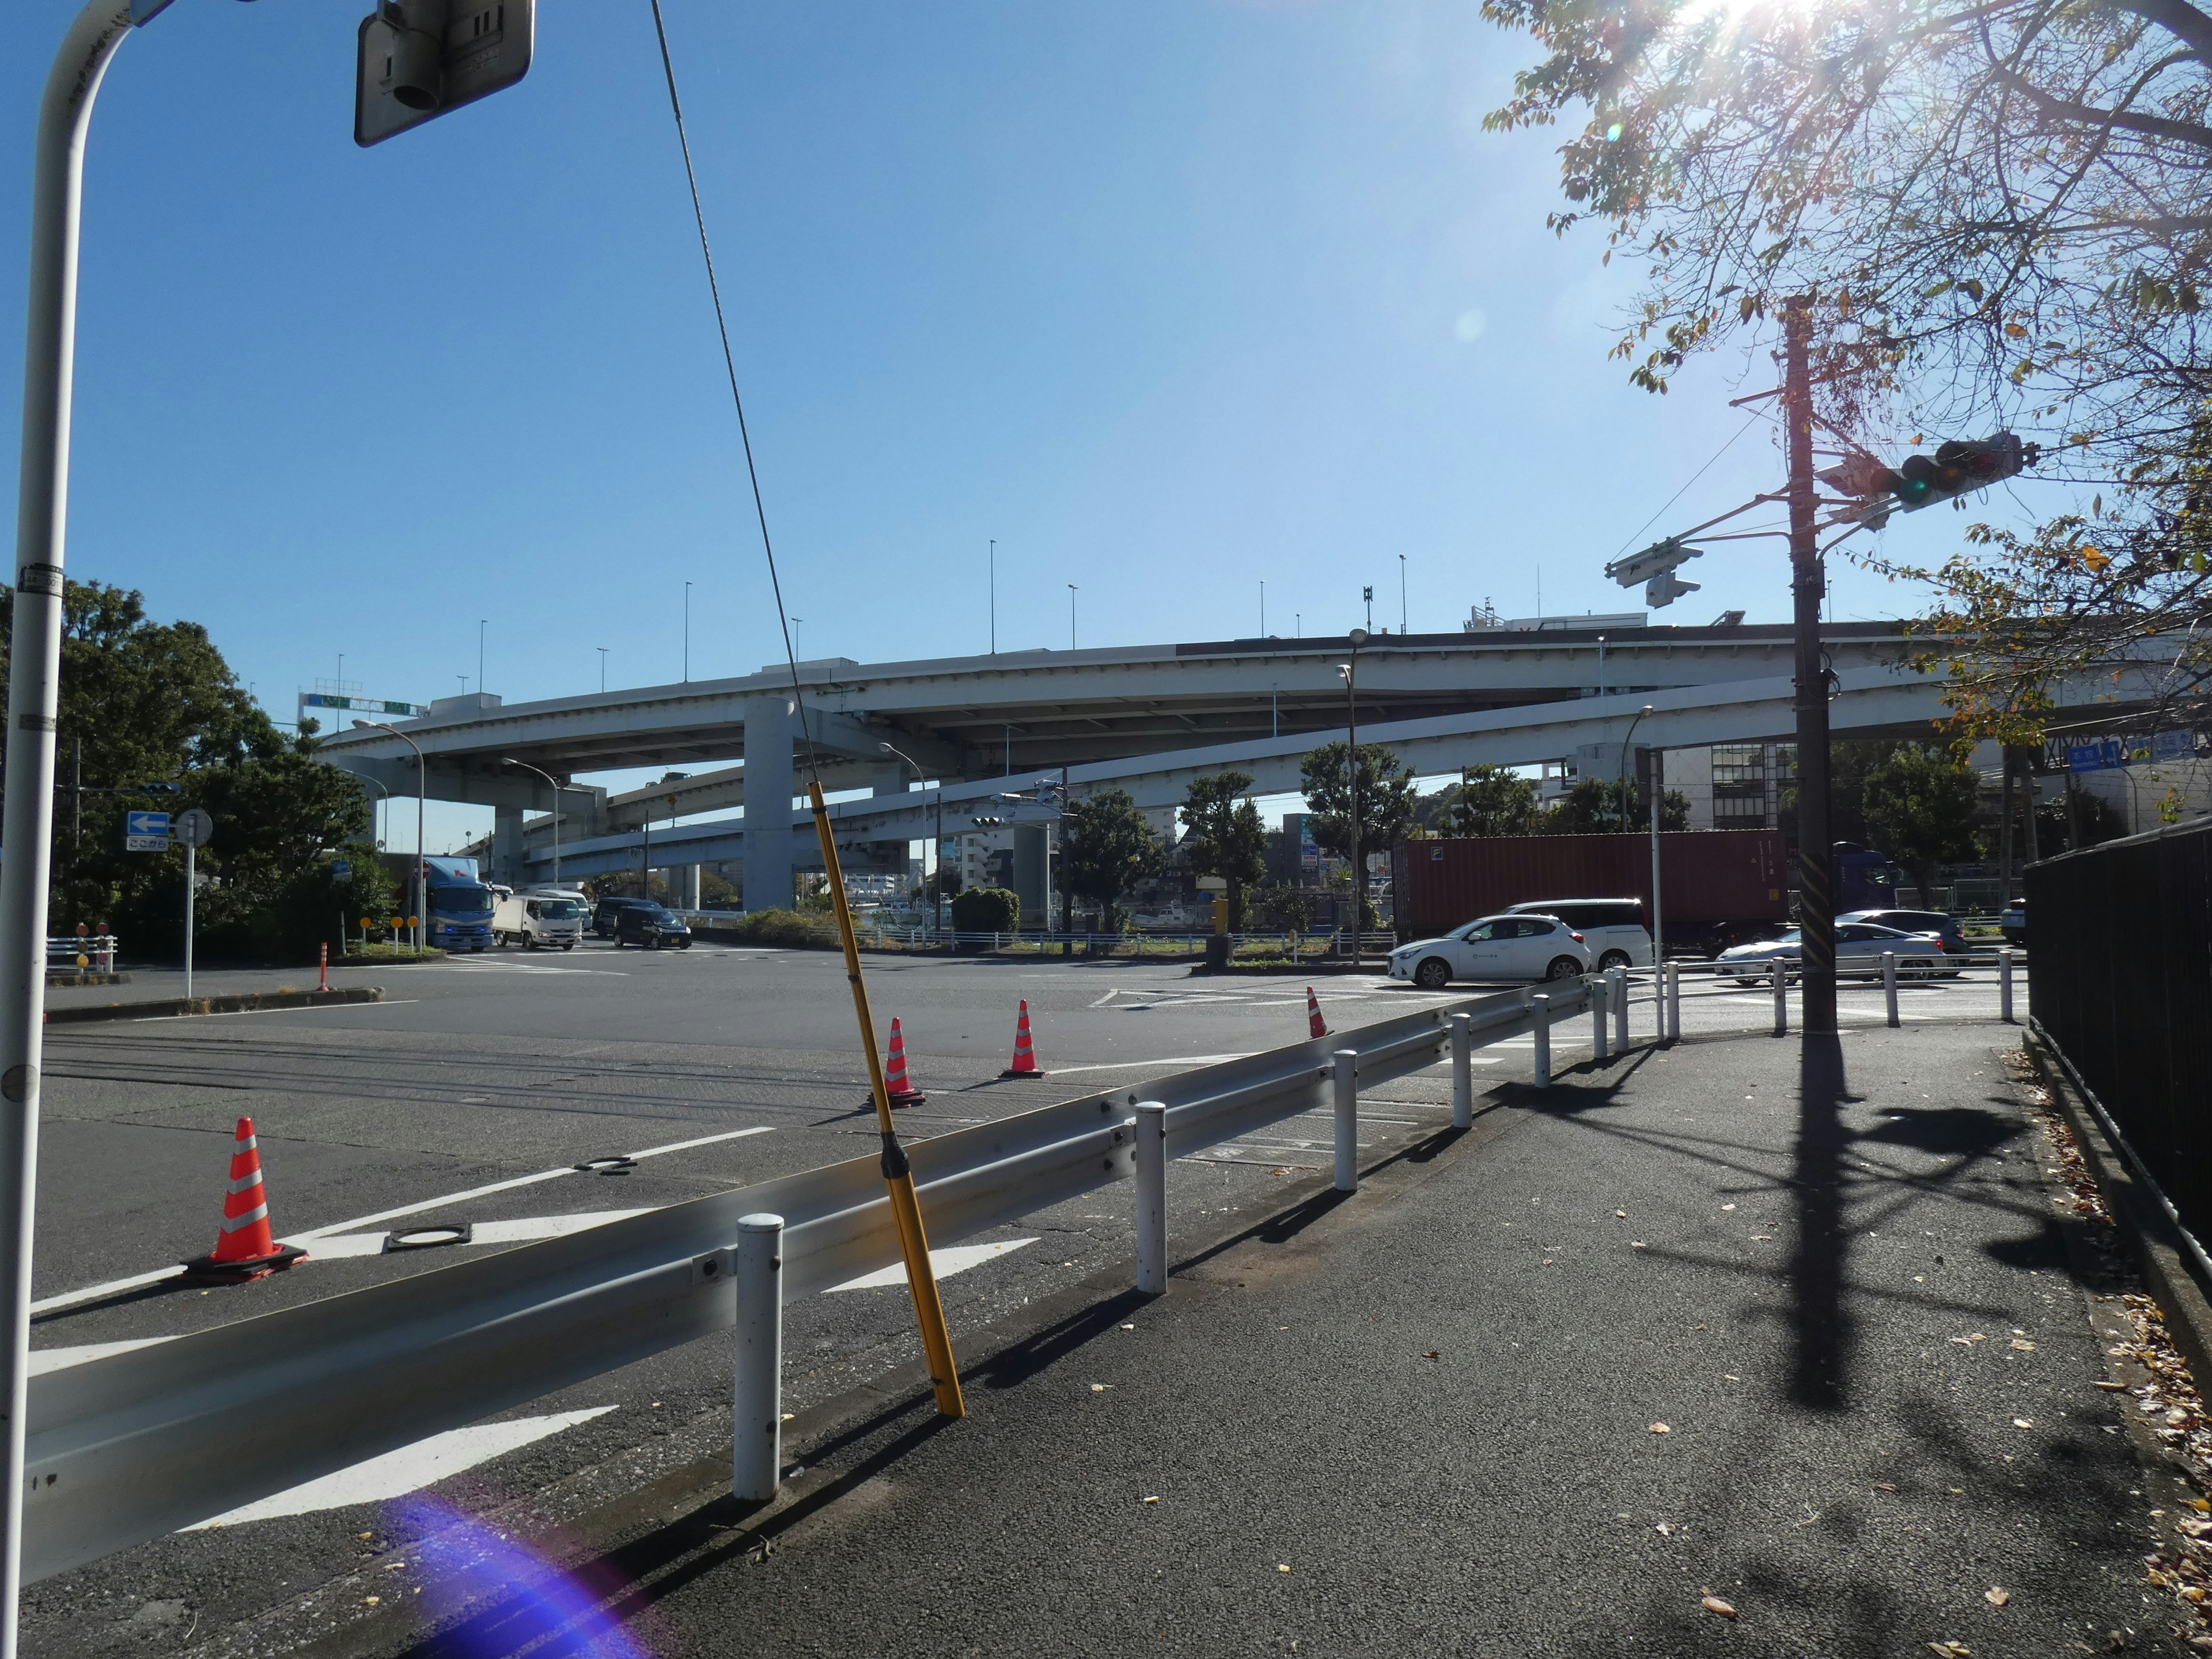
left=591, top=897, right=654, bottom=939
left=613, top=906, right=692, bottom=949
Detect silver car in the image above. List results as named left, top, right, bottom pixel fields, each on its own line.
left=1717, top=921, right=1947, bottom=984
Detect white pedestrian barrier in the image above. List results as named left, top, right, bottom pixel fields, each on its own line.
left=1333, top=1050, right=1359, bottom=1194
left=1134, top=1103, right=1167, bottom=1295
left=1664, top=960, right=1680, bottom=1043
left=1772, top=958, right=1788, bottom=1036
left=731, top=1213, right=783, bottom=1503
left=2000, top=947, right=2016, bottom=1023
left=1611, top=965, right=1630, bottom=1052
left=1883, top=951, right=1900, bottom=1027
left=1532, top=993, right=1552, bottom=1086
left=1450, top=1013, right=1473, bottom=1130
left=1590, top=975, right=1610, bottom=1061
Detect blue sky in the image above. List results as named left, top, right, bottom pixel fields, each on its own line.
left=2, top=1, right=2076, bottom=851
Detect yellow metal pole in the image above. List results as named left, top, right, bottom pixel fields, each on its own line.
left=807, top=782, right=965, bottom=1418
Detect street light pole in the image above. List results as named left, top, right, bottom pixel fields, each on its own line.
left=1, top=10, right=141, bottom=1641
left=355, top=721, right=426, bottom=951
left=597, top=646, right=607, bottom=693
left=478, top=618, right=487, bottom=698
left=502, top=758, right=567, bottom=890
left=1339, top=627, right=1369, bottom=961
left=683, top=582, right=691, bottom=682
left=1068, top=584, right=1077, bottom=651
left=878, top=742, right=941, bottom=934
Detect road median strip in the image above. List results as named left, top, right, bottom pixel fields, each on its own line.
left=46, top=986, right=386, bottom=1025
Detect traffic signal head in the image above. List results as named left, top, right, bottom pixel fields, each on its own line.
left=1645, top=570, right=1701, bottom=608
left=1605, top=536, right=1700, bottom=593
left=1880, top=433, right=2036, bottom=512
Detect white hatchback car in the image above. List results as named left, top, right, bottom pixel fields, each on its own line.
left=1389, top=914, right=1594, bottom=989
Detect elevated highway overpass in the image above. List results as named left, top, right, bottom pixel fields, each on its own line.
left=310, top=620, right=2138, bottom=901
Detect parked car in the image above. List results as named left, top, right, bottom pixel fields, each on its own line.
left=1502, top=898, right=1652, bottom=971
left=592, top=897, right=655, bottom=939
left=1717, top=922, right=1946, bottom=984
left=1837, top=907, right=1968, bottom=975
left=613, top=906, right=693, bottom=949
left=1388, top=913, right=1592, bottom=988
left=1999, top=898, right=2027, bottom=948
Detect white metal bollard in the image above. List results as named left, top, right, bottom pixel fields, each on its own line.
left=1333, top=1049, right=1358, bottom=1192
left=1450, top=1012, right=1473, bottom=1130
left=1999, top=947, right=2015, bottom=1023
left=1612, top=966, right=1630, bottom=1051
left=1531, top=993, right=1551, bottom=1086
left=1134, top=1102, right=1168, bottom=1294
left=1664, top=960, right=1680, bottom=1043
left=732, top=1212, right=784, bottom=1503
left=1590, top=975, right=1610, bottom=1061
left=1771, top=958, right=1788, bottom=1036
left=1882, top=951, right=1899, bottom=1028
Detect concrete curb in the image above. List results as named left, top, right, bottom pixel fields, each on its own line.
left=45, top=986, right=385, bottom=1025
left=2022, top=1025, right=2212, bottom=1391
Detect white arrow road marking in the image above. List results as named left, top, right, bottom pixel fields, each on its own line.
left=31, top=1127, right=774, bottom=1315
left=181, top=1407, right=618, bottom=1529
left=827, top=1237, right=1036, bottom=1293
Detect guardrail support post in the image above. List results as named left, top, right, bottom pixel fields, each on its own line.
left=1332, top=1050, right=1358, bottom=1192
left=1771, top=958, right=1788, bottom=1037
left=1531, top=993, right=1551, bottom=1086
left=732, top=1212, right=784, bottom=1503
left=1999, top=947, right=2015, bottom=1023
left=1450, top=1012, right=1472, bottom=1129
left=1664, top=960, right=1680, bottom=1043
left=1135, top=1102, right=1168, bottom=1294
left=1882, top=951, right=1899, bottom=1028
left=1611, top=966, right=1630, bottom=1051
left=1589, top=976, right=1609, bottom=1061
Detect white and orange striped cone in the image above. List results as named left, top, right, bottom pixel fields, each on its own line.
left=878, top=1017, right=927, bottom=1108
left=182, top=1116, right=308, bottom=1282
left=1306, top=986, right=1330, bottom=1040
left=999, top=999, right=1046, bottom=1078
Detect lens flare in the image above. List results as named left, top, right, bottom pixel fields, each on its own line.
left=391, top=1493, right=656, bottom=1659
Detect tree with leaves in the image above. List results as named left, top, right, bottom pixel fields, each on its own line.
left=1482, top=0, right=2212, bottom=737
left=1299, top=742, right=1419, bottom=865
left=1179, top=770, right=1270, bottom=929
left=1442, top=764, right=1541, bottom=836
left=1862, top=745, right=1986, bottom=903
left=1062, top=788, right=1164, bottom=934
left=1541, top=777, right=1691, bottom=835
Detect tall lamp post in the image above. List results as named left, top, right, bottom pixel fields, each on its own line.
left=502, top=758, right=569, bottom=891
left=1337, top=626, right=1369, bottom=961
left=355, top=721, right=426, bottom=951
left=878, top=741, right=942, bottom=934
left=1619, top=703, right=1658, bottom=959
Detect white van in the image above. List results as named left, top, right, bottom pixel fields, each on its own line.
left=493, top=891, right=585, bottom=950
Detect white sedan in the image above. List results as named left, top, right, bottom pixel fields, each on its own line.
left=1388, top=914, right=1594, bottom=989
left=1716, top=922, right=1948, bottom=984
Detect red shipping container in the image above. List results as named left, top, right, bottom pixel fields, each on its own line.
left=1391, top=831, right=1789, bottom=946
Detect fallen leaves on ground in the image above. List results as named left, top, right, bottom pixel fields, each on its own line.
left=2012, top=1417, right=2033, bottom=1430
left=1698, top=1590, right=1737, bottom=1619
left=1873, top=1482, right=1900, bottom=1493
left=1927, top=1642, right=1971, bottom=1657
left=1421, top=1350, right=1441, bottom=1359
left=1985, top=1587, right=2010, bottom=1607
left=2012, top=1338, right=2036, bottom=1352
left=1649, top=1422, right=1672, bottom=1434
left=1952, top=1333, right=1988, bottom=1346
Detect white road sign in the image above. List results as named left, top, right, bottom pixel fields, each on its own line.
left=175, top=808, right=213, bottom=850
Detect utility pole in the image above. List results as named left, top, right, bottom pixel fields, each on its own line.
left=1783, top=300, right=1836, bottom=1033
left=988, top=539, right=996, bottom=655
left=1339, top=628, right=1369, bottom=962
left=478, top=619, right=487, bottom=698
left=1399, top=554, right=1407, bottom=633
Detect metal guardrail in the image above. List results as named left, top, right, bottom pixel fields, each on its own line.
left=21, top=976, right=1589, bottom=1582
left=668, top=914, right=1401, bottom=958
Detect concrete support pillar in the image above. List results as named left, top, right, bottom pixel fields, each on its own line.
left=672, top=865, right=702, bottom=910
left=491, top=805, right=525, bottom=888
left=743, top=696, right=795, bottom=914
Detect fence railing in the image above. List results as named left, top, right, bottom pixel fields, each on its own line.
left=2028, top=818, right=2212, bottom=1257
left=45, top=934, right=118, bottom=973
left=22, top=975, right=1592, bottom=1582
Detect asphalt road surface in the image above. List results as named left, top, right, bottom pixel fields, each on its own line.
left=20, top=942, right=2017, bottom=1655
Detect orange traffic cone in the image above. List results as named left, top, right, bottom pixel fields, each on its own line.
left=999, top=999, right=1046, bottom=1078
left=1306, top=986, right=1330, bottom=1040
left=878, top=1017, right=927, bottom=1109
left=182, top=1117, right=307, bottom=1282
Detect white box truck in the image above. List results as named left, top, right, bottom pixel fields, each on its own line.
left=493, top=890, right=586, bottom=950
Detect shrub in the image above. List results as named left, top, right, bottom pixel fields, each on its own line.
left=950, top=886, right=1020, bottom=933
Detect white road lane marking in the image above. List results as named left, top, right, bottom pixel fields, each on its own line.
left=1088, top=988, right=1119, bottom=1007
left=28, top=1335, right=175, bottom=1376
left=31, top=1127, right=775, bottom=1315
left=827, top=1237, right=1036, bottom=1292
left=1046, top=1054, right=1253, bottom=1075
left=181, top=1407, right=618, bottom=1528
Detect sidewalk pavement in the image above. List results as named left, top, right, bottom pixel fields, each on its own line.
left=414, top=1021, right=2177, bottom=1657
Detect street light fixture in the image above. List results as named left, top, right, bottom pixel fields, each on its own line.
left=354, top=721, right=427, bottom=952
left=502, top=759, right=569, bottom=891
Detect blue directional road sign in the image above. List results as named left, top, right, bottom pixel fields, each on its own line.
left=124, top=810, right=170, bottom=853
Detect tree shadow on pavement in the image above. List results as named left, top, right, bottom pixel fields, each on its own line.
left=1792, top=1031, right=1853, bottom=1411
